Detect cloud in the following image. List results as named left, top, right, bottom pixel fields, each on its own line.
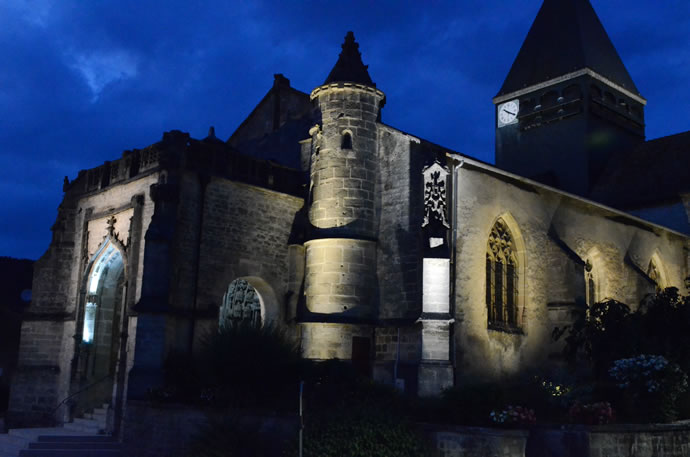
left=67, top=49, right=139, bottom=101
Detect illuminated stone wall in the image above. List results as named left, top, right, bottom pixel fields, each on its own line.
left=304, top=238, right=376, bottom=317
left=194, top=178, right=303, bottom=342
left=376, top=126, right=425, bottom=321
left=9, top=171, right=158, bottom=427
left=453, top=164, right=688, bottom=380
left=300, top=323, right=373, bottom=360
left=309, top=84, right=383, bottom=237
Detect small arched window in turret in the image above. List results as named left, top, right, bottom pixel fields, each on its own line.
left=341, top=131, right=353, bottom=150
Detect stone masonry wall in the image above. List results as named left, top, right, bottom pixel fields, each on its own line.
left=300, top=323, right=373, bottom=360
left=122, top=402, right=298, bottom=457
left=304, top=238, right=376, bottom=317
left=424, top=424, right=528, bottom=457
left=376, top=126, right=425, bottom=320
left=195, top=178, right=303, bottom=338
left=453, top=164, right=688, bottom=381
left=9, top=172, right=157, bottom=426
left=309, top=84, right=383, bottom=238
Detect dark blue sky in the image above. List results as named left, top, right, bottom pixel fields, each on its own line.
left=1, top=0, right=689, bottom=260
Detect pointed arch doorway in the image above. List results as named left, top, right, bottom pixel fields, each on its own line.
left=73, top=238, right=128, bottom=420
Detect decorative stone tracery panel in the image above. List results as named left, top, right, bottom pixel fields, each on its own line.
left=219, top=279, right=261, bottom=328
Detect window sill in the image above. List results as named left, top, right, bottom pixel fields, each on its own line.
left=487, top=323, right=524, bottom=335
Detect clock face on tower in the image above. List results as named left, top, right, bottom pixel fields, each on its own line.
left=497, top=100, right=520, bottom=127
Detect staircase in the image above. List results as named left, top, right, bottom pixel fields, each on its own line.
left=0, top=405, right=121, bottom=457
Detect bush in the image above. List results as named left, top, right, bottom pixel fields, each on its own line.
left=554, top=290, right=690, bottom=422
left=196, top=321, right=303, bottom=410
left=568, top=401, right=615, bottom=425
left=152, top=321, right=304, bottom=410
left=289, top=363, right=431, bottom=457
left=437, top=374, right=562, bottom=426
left=609, top=355, right=688, bottom=422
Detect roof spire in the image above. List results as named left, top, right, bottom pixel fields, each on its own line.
left=324, top=31, right=375, bottom=86
left=497, top=0, right=640, bottom=97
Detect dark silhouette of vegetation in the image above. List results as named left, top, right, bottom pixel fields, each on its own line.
left=155, top=321, right=303, bottom=411
left=554, top=288, right=690, bottom=422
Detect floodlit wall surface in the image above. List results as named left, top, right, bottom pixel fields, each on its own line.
left=453, top=164, right=688, bottom=379
left=8, top=172, right=158, bottom=426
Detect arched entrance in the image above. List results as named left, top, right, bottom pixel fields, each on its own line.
left=74, top=239, right=126, bottom=417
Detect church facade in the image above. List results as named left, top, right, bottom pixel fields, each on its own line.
left=9, top=0, right=690, bottom=430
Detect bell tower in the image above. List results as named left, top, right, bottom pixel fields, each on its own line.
left=300, top=32, right=385, bottom=368
left=494, top=0, right=646, bottom=196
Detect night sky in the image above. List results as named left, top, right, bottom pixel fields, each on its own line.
left=1, top=0, right=689, bottom=260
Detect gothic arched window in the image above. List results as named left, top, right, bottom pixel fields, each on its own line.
left=486, top=219, right=520, bottom=331
left=219, top=279, right=262, bottom=328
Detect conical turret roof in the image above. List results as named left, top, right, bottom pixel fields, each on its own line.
left=497, top=0, right=640, bottom=97
left=324, top=31, right=375, bottom=86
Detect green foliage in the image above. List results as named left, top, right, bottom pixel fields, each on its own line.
left=288, top=362, right=432, bottom=457
left=556, top=299, right=638, bottom=379
left=435, top=374, right=562, bottom=426
left=610, top=355, right=689, bottom=422
left=554, top=289, right=690, bottom=422
left=295, top=408, right=430, bottom=457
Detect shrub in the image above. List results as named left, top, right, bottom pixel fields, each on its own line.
left=490, top=405, right=536, bottom=426
left=196, top=321, right=303, bottom=410
left=284, top=361, right=431, bottom=457
left=568, top=401, right=615, bottom=425
left=609, top=355, right=688, bottom=422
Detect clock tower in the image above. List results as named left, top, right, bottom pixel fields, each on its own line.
left=494, top=0, right=646, bottom=197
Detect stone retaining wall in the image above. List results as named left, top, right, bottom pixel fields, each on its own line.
left=121, top=403, right=690, bottom=457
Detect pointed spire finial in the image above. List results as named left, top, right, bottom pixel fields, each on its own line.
left=324, top=31, right=374, bottom=86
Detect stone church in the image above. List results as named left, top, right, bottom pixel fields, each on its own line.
left=9, top=0, right=690, bottom=431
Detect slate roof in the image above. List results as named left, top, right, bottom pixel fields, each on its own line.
left=324, top=31, right=375, bottom=86
left=497, top=0, right=640, bottom=97
left=590, top=130, right=690, bottom=209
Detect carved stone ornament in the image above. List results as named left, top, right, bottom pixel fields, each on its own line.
left=422, top=161, right=450, bottom=229
left=219, top=279, right=261, bottom=328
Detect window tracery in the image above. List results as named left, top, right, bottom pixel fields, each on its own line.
left=486, top=219, right=519, bottom=331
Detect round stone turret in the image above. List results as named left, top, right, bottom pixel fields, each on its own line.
left=309, top=82, right=384, bottom=238
left=303, top=32, right=384, bottom=325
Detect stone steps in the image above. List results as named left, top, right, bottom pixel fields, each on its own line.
left=19, top=436, right=120, bottom=457
left=0, top=404, right=115, bottom=457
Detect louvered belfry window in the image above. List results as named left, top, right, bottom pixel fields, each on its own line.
left=486, top=219, right=519, bottom=331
